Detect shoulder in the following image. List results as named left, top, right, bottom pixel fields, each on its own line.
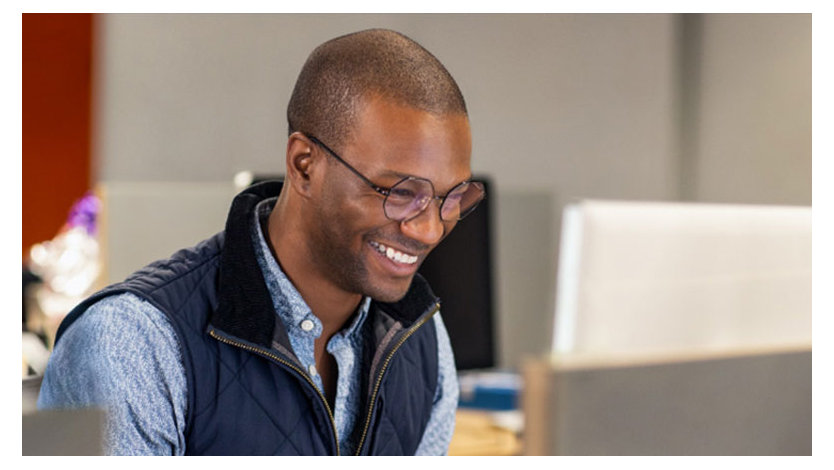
left=50, top=292, right=185, bottom=385
left=432, top=312, right=458, bottom=397
left=432, top=313, right=454, bottom=361
left=40, top=291, right=186, bottom=411
left=413, top=311, right=460, bottom=455
left=62, top=292, right=180, bottom=350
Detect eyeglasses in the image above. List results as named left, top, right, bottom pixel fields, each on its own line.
left=304, top=133, right=485, bottom=222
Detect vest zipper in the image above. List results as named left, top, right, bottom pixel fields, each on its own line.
left=207, top=328, right=341, bottom=456
left=354, top=301, right=441, bottom=455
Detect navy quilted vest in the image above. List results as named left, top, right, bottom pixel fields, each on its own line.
left=55, top=181, right=440, bottom=455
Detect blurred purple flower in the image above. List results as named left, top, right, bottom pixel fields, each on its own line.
left=66, top=192, right=101, bottom=236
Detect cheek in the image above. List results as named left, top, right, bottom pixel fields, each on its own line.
left=317, top=174, right=395, bottom=242
left=319, top=191, right=385, bottom=247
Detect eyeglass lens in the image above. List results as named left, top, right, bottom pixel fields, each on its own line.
left=384, top=178, right=485, bottom=222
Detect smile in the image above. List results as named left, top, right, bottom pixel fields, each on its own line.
left=369, top=241, right=419, bottom=265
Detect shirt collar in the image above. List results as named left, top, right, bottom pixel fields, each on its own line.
left=251, top=198, right=370, bottom=340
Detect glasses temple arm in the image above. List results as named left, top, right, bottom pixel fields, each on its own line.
left=306, top=135, right=390, bottom=196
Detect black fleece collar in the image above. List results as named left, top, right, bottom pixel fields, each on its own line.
left=209, top=181, right=282, bottom=348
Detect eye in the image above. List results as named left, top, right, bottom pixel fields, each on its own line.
left=390, top=187, right=416, bottom=199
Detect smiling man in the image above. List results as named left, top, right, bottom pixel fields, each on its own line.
left=37, top=29, right=484, bottom=455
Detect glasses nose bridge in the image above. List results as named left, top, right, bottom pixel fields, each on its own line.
left=421, top=190, right=448, bottom=215
left=432, top=194, right=448, bottom=220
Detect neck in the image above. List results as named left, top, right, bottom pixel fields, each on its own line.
left=267, top=193, right=362, bottom=335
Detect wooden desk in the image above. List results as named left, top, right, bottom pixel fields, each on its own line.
left=448, top=409, right=521, bottom=456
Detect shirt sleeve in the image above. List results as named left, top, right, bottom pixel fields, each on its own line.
left=37, top=293, right=188, bottom=456
left=414, top=312, right=460, bottom=455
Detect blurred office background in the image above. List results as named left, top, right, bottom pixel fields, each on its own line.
left=23, top=13, right=810, bottom=371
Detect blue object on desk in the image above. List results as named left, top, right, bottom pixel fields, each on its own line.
left=457, top=371, right=521, bottom=411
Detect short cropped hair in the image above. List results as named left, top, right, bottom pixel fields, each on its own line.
left=287, top=29, right=467, bottom=149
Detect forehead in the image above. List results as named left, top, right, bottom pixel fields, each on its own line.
left=344, top=95, right=472, bottom=192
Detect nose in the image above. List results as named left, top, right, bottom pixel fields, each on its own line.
left=400, top=200, right=446, bottom=247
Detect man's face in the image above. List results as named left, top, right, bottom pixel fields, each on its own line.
left=307, top=95, right=472, bottom=303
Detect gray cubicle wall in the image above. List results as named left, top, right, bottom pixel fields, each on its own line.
left=94, top=14, right=810, bottom=369
left=522, top=349, right=812, bottom=455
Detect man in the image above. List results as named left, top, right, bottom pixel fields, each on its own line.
left=37, top=28, right=485, bottom=456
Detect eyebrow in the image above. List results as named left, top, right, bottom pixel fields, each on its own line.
left=377, top=169, right=414, bottom=180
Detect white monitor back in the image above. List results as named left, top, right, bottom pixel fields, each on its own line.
left=552, top=200, right=811, bottom=357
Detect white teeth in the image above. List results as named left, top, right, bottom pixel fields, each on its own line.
left=371, top=241, right=418, bottom=265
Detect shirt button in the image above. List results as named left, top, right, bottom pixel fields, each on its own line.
left=300, top=319, right=315, bottom=332
left=308, top=364, right=318, bottom=376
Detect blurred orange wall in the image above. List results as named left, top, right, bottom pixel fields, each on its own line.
left=22, top=13, right=94, bottom=258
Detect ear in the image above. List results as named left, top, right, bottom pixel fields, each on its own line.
left=284, top=132, right=320, bottom=198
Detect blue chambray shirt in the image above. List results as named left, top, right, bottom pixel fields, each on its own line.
left=38, top=198, right=459, bottom=455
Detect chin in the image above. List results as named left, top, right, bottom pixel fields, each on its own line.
left=363, top=276, right=414, bottom=303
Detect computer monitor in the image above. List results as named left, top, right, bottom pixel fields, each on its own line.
left=552, top=200, right=811, bottom=356
left=419, top=177, right=495, bottom=370
left=524, top=200, right=812, bottom=455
